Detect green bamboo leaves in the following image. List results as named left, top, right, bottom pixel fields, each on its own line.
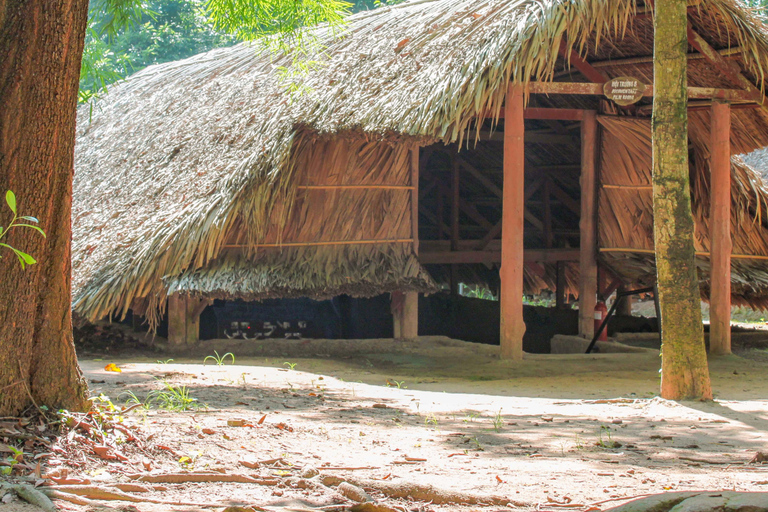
left=0, top=191, right=46, bottom=270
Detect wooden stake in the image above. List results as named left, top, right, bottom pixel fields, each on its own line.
left=709, top=101, right=732, bottom=355
left=500, top=84, right=526, bottom=360
left=579, top=111, right=599, bottom=338
left=403, top=147, right=419, bottom=339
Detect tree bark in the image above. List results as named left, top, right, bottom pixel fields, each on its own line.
left=0, top=0, right=90, bottom=414
left=652, top=0, right=712, bottom=400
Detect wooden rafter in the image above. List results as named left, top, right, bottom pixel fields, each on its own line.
left=686, top=24, right=763, bottom=104
left=558, top=40, right=609, bottom=83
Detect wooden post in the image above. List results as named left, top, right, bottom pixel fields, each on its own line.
left=500, top=84, right=526, bottom=360
left=403, top=147, right=420, bottom=339
left=185, top=298, right=210, bottom=345
left=710, top=100, right=732, bottom=355
left=450, top=156, right=460, bottom=296
left=617, top=285, right=633, bottom=316
left=167, top=294, right=186, bottom=345
left=167, top=294, right=207, bottom=345
left=556, top=261, right=567, bottom=309
left=391, top=291, right=404, bottom=339
left=579, top=111, right=599, bottom=338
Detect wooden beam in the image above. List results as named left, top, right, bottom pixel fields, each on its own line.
left=526, top=81, right=757, bottom=102
left=686, top=25, right=763, bottom=104
left=419, top=248, right=580, bottom=264
left=548, top=180, right=581, bottom=216
left=709, top=101, right=732, bottom=355
left=474, top=220, right=502, bottom=251
left=457, top=156, right=503, bottom=198
left=470, top=129, right=579, bottom=145
left=553, top=47, right=742, bottom=76
left=437, top=181, right=495, bottom=230
left=524, top=108, right=585, bottom=121
left=419, top=205, right=450, bottom=238
left=500, top=84, right=526, bottom=360
left=558, top=41, right=610, bottom=83
left=403, top=147, right=419, bottom=339
left=579, top=111, right=599, bottom=339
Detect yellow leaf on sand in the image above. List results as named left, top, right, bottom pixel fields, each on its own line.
left=104, top=363, right=122, bottom=373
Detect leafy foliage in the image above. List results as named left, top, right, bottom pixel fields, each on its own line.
left=80, top=0, right=235, bottom=102
left=80, top=0, right=397, bottom=103
left=0, top=191, right=46, bottom=270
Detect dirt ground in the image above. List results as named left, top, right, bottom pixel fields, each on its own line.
left=3, top=335, right=768, bottom=512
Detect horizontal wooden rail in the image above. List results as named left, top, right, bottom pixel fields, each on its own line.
left=419, top=248, right=580, bottom=265
left=296, top=185, right=413, bottom=190
left=602, top=184, right=654, bottom=190
left=223, top=239, right=413, bottom=248
left=600, top=247, right=768, bottom=261
left=525, top=81, right=756, bottom=102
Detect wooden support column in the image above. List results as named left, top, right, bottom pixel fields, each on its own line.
left=167, top=294, right=208, bottom=345
left=617, top=285, right=633, bottom=316
left=167, top=294, right=186, bottom=345
left=500, top=84, right=526, bottom=360
left=402, top=147, right=420, bottom=339
left=710, top=101, right=732, bottom=354
left=556, top=261, right=567, bottom=309
left=579, top=111, right=599, bottom=338
left=450, top=156, right=461, bottom=296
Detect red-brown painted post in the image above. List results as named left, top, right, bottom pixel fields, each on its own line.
left=579, top=111, right=599, bottom=338
left=500, top=84, right=526, bottom=360
left=403, top=147, right=420, bottom=339
left=710, top=100, right=732, bottom=354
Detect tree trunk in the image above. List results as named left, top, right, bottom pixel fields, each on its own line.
left=0, top=0, right=90, bottom=414
left=652, top=0, right=712, bottom=400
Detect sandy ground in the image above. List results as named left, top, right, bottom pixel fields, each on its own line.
left=3, top=336, right=768, bottom=511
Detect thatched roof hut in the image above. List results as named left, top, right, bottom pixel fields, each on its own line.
left=74, top=0, right=768, bottom=349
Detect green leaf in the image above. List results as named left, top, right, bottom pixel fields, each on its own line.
left=18, top=216, right=39, bottom=223
left=15, top=224, right=46, bottom=238
left=5, top=190, right=16, bottom=214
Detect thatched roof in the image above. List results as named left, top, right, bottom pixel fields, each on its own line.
left=74, top=0, right=768, bottom=323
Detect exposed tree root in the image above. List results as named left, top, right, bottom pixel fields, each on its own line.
left=127, top=472, right=280, bottom=484
left=320, top=475, right=527, bottom=507
left=44, top=485, right=219, bottom=506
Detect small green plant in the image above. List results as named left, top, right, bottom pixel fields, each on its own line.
left=424, top=412, right=439, bottom=428
left=596, top=425, right=621, bottom=449
left=0, top=190, right=46, bottom=269
left=204, top=351, right=235, bottom=366
left=387, top=380, right=406, bottom=389
left=284, top=361, right=297, bottom=370
left=470, top=436, right=484, bottom=451
left=574, top=433, right=584, bottom=450
left=463, top=412, right=479, bottom=423
left=157, top=359, right=174, bottom=365
left=147, top=380, right=201, bottom=412
left=491, top=409, right=504, bottom=432
left=1, top=445, right=23, bottom=475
